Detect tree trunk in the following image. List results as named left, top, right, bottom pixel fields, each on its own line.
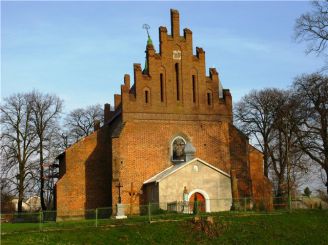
left=277, top=179, right=285, bottom=198
left=17, top=199, right=23, bottom=213
left=325, top=166, right=328, bottom=195
left=18, top=174, right=24, bottom=213
left=263, top=147, right=269, bottom=177
left=39, top=140, right=47, bottom=211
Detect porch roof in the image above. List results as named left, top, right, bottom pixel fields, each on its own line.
left=143, top=157, right=230, bottom=184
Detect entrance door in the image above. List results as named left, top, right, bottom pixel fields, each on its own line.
left=189, top=192, right=206, bottom=212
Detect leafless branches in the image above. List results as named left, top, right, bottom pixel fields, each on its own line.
left=234, top=88, right=287, bottom=177
left=1, top=91, right=64, bottom=212
left=235, top=73, right=328, bottom=195
left=30, top=90, right=63, bottom=210
left=295, top=0, right=328, bottom=56
left=293, top=73, right=328, bottom=193
left=64, top=104, right=104, bottom=143
left=0, top=93, right=38, bottom=212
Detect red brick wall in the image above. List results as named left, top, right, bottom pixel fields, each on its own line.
left=110, top=9, right=234, bottom=207
left=56, top=125, right=111, bottom=216
left=56, top=9, right=272, bottom=215
left=119, top=10, right=232, bottom=123
left=249, top=146, right=273, bottom=210
left=111, top=120, right=231, bottom=206
left=229, top=125, right=252, bottom=197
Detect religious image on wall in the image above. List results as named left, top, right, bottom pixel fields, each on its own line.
left=172, top=138, right=186, bottom=162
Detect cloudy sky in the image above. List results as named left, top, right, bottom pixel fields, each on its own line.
left=2, top=1, right=325, bottom=112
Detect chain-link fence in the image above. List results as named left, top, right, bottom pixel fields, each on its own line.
left=1, top=196, right=327, bottom=234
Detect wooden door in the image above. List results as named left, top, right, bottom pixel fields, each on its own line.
left=189, top=192, right=206, bottom=212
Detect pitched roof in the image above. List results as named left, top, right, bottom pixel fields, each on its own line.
left=143, top=157, right=230, bottom=184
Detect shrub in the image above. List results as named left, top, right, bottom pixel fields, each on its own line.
left=303, top=187, right=312, bottom=197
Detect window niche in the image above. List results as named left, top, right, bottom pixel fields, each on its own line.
left=192, top=75, right=197, bottom=103
left=207, top=90, right=213, bottom=106
left=160, top=73, right=164, bottom=102
left=143, top=87, right=151, bottom=105
left=175, top=63, right=180, bottom=101
left=171, top=136, right=186, bottom=163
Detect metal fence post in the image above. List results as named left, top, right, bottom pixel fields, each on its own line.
left=95, top=208, right=98, bottom=228
left=39, top=211, right=43, bottom=231
left=244, top=197, right=247, bottom=212
left=148, top=202, right=151, bottom=223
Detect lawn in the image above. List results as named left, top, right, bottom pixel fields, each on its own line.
left=1, top=210, right=328, bottom=244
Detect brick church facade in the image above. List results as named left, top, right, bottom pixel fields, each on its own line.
left=56, top=9, right=272, bottom=217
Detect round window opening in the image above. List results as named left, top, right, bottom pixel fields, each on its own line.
left=172, top=137, right=186, bottom=162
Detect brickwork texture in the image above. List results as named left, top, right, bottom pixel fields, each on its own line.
left=56, top=9, right=272, bottom=216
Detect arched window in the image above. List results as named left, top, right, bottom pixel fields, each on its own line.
left=143, top=87, right=150, bottom=104
left=171, top=136, right=186, bottom=162
left=175, top=63, right=180, bottom=101
left=192, top=75, right=196, bottom=103
left=160, top=73, right=164, bottom=102
left=207, top=90, right=212, bottom=106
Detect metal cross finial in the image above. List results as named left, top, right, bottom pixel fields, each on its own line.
left=142, top=24, right=150, bottom=38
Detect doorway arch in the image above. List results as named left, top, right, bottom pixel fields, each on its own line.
left=187, top=189, right=210, bottom=212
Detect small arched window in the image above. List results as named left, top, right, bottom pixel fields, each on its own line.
left=160, top=73, right=164, bottom=102
left=175, top=63, right=180, bottom=101
left=145, top=91, right=149, bottom=103
left=143, top=87, right=151, bottom=104
left=207, top=90, right=212, bottom=106
left=192, top=75, right=196, bottom=103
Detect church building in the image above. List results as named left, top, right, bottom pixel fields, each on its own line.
left=56, top=9, right=272, bottom=218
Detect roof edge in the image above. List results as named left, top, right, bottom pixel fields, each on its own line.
left=143, top=157, right=230, bottom=184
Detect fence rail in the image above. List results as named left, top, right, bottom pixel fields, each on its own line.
left=1, top=196, right=327, bottom=234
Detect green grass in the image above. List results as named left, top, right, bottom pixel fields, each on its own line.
left=1, top=210, right=328, bottom=245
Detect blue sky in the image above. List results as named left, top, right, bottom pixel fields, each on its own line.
left=1, top=1, right=325, bottom=112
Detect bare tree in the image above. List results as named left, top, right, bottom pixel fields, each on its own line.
left=65, top=104, right=104, bottom=142
left=0, top=93, right=38, bottom=212
left=295, top=0, right=328, bottom=56
left=58, top=130, right=71, bottom=149
left=293, top=73, right=328, bottom=194
left=268, top=93, right=307, bottom=198
left=42, top=129, right=62, bottom=209
left=0, top=177, right=15, bottom=213
left=30, top=91, right=63, bottom=211
left=234, top=88, right=286, bottom=177
left=235, top=88, right=310, bottom=198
